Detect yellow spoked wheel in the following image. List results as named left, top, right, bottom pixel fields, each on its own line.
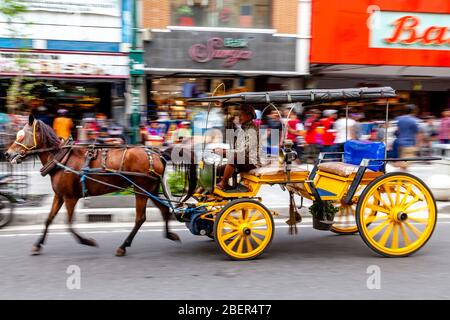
left=214, top=199, right=274, bottom=260
left=330, top=200, right=358, bottom=235
left=356, top=173, right=437, bottom=257
left=331, top=185, right=366, bottom=235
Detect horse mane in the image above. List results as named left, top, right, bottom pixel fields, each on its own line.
left=36, top=120, right=62, bottom=149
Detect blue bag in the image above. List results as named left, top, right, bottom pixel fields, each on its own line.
left=344, top=140, right=385, bottom=171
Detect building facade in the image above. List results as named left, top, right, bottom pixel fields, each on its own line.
left=140, top=0, right=310, bottom=120
left=0, top=0, right=131, bottom=124
left=309, top=0, right=450, bottom=116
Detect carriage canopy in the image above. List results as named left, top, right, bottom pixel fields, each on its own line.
left=188, top=87, right=396, bottom=105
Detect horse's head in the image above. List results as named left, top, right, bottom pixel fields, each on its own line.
left=5, top=114, right=42, bottom=164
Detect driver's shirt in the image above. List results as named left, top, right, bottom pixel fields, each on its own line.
left=227, top=120, right=261, bottom=166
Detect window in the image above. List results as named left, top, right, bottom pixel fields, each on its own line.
left=170, top=0, right=271, bottom=29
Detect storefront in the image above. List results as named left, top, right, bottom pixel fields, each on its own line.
left=309, top=0, right=450, bottom=117
left=0, top=50, right=128, bottom=122
left=143, top=28, right=301, bottom=121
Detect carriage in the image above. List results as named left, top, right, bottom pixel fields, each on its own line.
left=4, top=86, right=439, bottom=260
left=161, top=86, right=439, bottom=260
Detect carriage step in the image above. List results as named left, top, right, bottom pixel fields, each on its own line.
left=221, top=183, right=251, bottom=193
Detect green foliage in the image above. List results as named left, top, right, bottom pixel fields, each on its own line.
left=0, top=1, right=43, bottom=114
left=309, top=201, right=339, bottom=221
left=167, top=171, right=186, bottom=195
left=177, top=5, right=193, bottom=16
left=107, top=187, right=134, bottom=196
left=0, top=0, right=27, bottom=20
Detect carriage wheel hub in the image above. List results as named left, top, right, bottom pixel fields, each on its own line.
left=397, top=212, right=408, bottom=222
left=392, top=209, right=408, bottom=222
left=239, top=224, right=252, bottom=236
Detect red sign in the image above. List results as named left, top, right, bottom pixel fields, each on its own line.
left=311, top=0, right=450, bottom=67
left=189, top=37, right=252, bottom=67
left=385, top=15, right=449, bottom=46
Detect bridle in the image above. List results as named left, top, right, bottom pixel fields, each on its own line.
left=14, top=121, right=38, bottom=151
left=13, top=121, right=58, bottom=158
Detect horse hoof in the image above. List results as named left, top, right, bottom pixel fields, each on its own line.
left=167, top=232, right=181, bottom=242
left=82, top=238, right=98, bottom=247
left=88, top=238, right=98, bottom=247
left=116, top=248, right=126, bottom=257
left=31, top=245, right=42, bottom=256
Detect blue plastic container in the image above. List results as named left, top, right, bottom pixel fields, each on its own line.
left=344, top=140, right=385, bottom=171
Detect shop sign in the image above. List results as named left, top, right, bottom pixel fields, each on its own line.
left=129, top=50, right=145, bottom=76
left=370, top=11, right=450, bottom=51
left=20, top=0, right=120, bottom=17
left=145, top=30, right=297, bottom=72
left=189, top=37, right=252, bottom=67
left=0, top=51, right=128, bottom=77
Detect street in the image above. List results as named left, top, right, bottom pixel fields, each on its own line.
left=1, top=216, right=450, bottom=300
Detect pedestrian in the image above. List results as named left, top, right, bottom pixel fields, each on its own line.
left=286, top=111, right=304, bottom=163
left=35, top=106, right=52, bottom=127
left=304, top=109, right=321, bottom=163
left=333, top=109, right=356, bottom=152
left=265, top=109, right=282, bottom=155
left=319, top=109, right=337, bottom=153
left=439, top=108, right=450, bottom=144
left=53, top=109, right=73, bottom=140
left=418, top=115, right=438, bottom=156
left=393, top=104, right=421, bottom=170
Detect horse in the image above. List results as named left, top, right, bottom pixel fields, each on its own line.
left=4, top=114, right=180, bottom=256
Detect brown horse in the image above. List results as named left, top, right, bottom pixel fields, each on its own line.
left=5, top=114, right=180, bottom=256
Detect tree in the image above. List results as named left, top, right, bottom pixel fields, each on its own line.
left=0, top=0, right=40, bottom=113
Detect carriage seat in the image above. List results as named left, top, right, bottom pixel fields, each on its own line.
left=248, top=165, right=308, bottom=177
left=317, top=162, right=373, bottom=177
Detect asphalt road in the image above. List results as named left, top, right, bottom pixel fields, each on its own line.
left=1, top=217, right=450, bottom=300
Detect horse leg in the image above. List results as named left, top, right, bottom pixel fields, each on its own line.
left=154, top=198, right=180, bottom=242
left=116, top=194, right=148, bottom=257
left=31, top=194, right=64, bottom=255
left=65, top=197, right=98, bottom=247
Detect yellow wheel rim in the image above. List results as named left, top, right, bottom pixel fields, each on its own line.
left=358, top=175, right=436, bottom=256
left=216, top=202, right=273, bottom=260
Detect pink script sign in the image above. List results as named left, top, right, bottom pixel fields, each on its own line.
left=189, top=38, right=252, bottom=67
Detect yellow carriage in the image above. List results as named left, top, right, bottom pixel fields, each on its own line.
left=164, top=87, right=439, bottom=260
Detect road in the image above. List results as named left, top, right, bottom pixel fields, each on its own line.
left=1, top=216, right=450, bottom=300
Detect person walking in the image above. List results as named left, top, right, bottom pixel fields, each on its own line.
left=319, top=109, right=337, bottom=153
left=304, top=109, right=321, bottom=163
left=53, top=109, right=73, bottom=140
left=334, top=109, right=356, bottom=152
left=439, top=108, right=450, bottom=144
left=393, top=104, right=421, bottom=170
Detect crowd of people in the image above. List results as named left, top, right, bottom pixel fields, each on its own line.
left=0, top=108, right=128, bottom=147
left=1, top=103, right=449, bottom=165
left=261, top=105, right=450, bottom=165
left=139, top=116, right=193, bottom=147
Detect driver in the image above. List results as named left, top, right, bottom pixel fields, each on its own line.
left=215, top=105, right=261, bottom=191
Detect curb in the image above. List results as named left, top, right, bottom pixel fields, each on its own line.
left=8, top=205, right=301, bottom=226
left=8, top=203, right=450, bottom=227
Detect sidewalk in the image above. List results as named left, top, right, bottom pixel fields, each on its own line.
left=6, top=161, right=450, bottom=226
left=9, top=184, right=450, bottom=226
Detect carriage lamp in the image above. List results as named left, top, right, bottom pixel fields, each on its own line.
left=279, top=140, right=297, bottom=165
